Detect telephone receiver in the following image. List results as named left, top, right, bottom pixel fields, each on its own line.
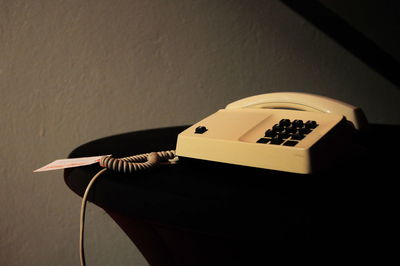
left=225, top=92, right=368, bottom=130
left=176, top=92, right=368, bottom=174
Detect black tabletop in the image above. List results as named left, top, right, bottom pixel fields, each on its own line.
left=64, top=124, right=398, bottom=243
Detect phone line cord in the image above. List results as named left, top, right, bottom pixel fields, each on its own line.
left=79, top=150, right=177, bottom=266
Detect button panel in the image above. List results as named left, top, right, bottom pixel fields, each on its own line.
left=257, top=119, right=318, bottom=147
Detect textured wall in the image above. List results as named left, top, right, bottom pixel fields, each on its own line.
left=1, top=0, right=399, bottom=265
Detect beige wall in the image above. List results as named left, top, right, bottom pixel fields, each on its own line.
left=1, top=0, right=399, bottom=265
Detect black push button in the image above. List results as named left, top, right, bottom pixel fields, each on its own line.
left=279, top=119, right=291, bottom=127
left=264, top=129, right=276, bottom=138
left=195, top=126, right=208, bottom=134
left=305, top=120, right=318, bottom=129
left=270, top=135, right=284, bottom=145
left=272, top=124, right=284, bottom=132
left=292, top=131, right=305, bottom=140
left=299, top=127, right=311, bottom=134
left=257, top=138, right=271, bottom=144
left=279, top=130, right=291, bottom=139
left=292, top=119, right=304, bottom=128
left=285, top=125, right=296, bottom=133
left=283, top=140, right=298, bottom=146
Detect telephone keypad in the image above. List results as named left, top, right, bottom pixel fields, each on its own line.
left=257, top=119, right=318, bottom=146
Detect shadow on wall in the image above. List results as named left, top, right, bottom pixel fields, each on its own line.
left=280, top=0, right=400, bottom=90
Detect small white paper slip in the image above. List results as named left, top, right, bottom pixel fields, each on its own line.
left=34, top=155, right=110, bottom=172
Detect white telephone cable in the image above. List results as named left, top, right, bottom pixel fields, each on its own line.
left=79, top=150, right=177, bottom=266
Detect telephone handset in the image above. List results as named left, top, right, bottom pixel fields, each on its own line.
left=225, top=92, right=367, bottom=130
left=176, top=92, right=367, bottom=174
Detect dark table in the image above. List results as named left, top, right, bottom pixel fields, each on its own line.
left=64, top=124, right=397, bottom=265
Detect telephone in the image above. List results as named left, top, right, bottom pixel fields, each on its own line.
left=176, top=92, right=368, bottom=174
left=76, top=92, right=368, bottom=265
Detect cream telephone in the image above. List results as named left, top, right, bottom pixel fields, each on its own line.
left=176, top=92, right=368, bottom=174
left=50, top=92, right=368, bottom=266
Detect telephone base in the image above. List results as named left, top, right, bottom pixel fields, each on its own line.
left=176, top=108, right=353, bottom=174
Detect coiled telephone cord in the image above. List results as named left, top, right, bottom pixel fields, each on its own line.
left=99, top=150, right=176, bottom=173
left=79, top=150, right=177, bottom=266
